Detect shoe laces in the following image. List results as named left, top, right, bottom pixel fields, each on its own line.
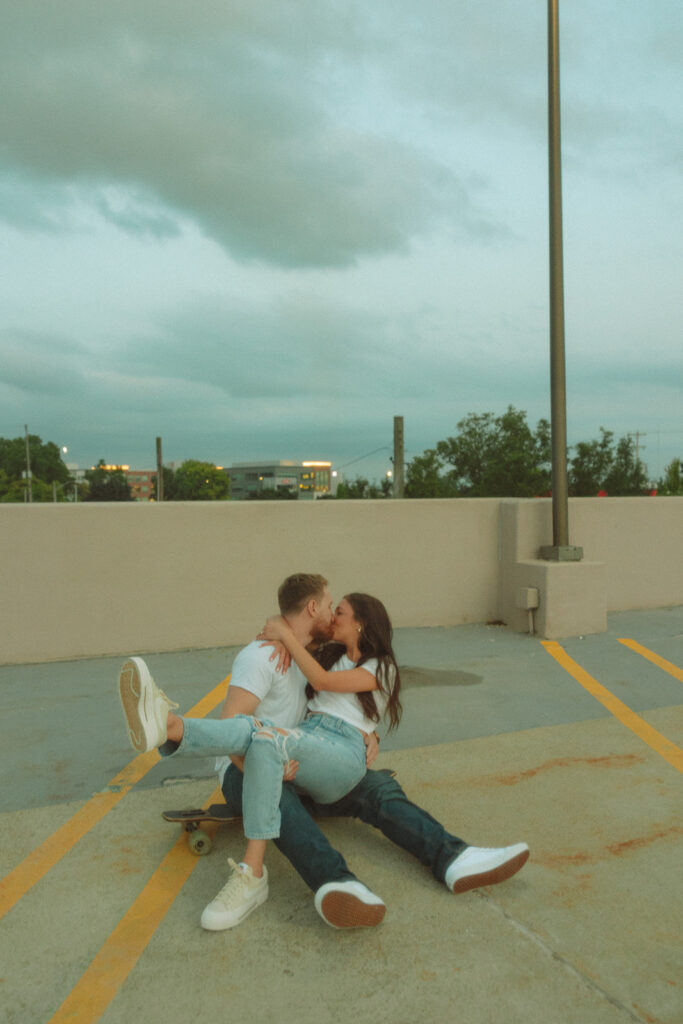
left=152, top=679, right=179, bottom=711
left=212, top=858, right=251, bottom=908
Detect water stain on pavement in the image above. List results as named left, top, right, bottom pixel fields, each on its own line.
left=399, top=666, right=482, bottom=688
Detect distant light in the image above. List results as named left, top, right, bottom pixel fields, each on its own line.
left=331, top=471, right=338, bottom=478
left=302, top=461, right=331, bottom=468
left=386, top=470, right=393, bottom=478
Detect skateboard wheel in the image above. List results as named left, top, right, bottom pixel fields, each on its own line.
left=188, top=830, right=212, bottom=856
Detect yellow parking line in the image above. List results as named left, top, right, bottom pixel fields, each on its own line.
left=541, top=642, right=683, bottom=773
left=48, top=788, right=223, bottom=1024
left=0, top=675, right=229, bottom=921
left=618, top=638, right=683, bottom=684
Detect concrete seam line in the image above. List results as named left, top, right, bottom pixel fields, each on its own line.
left=541, top=642, right=683, bottom=774
left=0, top=675, right=230, bottom=921
left=473, top=892, right=652, bottom=1024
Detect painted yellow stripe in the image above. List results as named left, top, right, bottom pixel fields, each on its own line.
left=0, top=675, right=229, bottom=921
left=48, top=787, right=224, bottom=1024
left=541, top=642, right=683, bottom=773
left=618, top=638, right=683, bottom=684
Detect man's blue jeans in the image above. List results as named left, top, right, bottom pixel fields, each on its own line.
left=161, top=712, right=366, bottom=840
left=221, top=765, right=467, bottom=892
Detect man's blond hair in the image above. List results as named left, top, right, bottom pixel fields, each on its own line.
left=277, top=573, right=328, bottom=615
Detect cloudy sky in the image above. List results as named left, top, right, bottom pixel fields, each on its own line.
left=1, top=1, right=681, bottom=483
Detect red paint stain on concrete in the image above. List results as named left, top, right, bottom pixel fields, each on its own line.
left=607, top=825, right=683, bottom=857
left=491, top=753, right=644, bottom=787
left=536, top=851, right=596, bottom=871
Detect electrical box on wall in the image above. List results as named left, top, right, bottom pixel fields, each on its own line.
left=516, top=587, right=540, bottom=610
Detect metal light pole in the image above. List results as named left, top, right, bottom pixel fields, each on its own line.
left=541, top=0, right=582, bottom=562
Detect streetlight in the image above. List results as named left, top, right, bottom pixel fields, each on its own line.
left=541, top=0, right=582, bottom=562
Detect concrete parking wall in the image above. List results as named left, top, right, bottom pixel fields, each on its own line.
left=1, top=497, right=681, bottom=664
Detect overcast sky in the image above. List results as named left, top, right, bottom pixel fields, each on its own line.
left=1, top=1, right=681, bottom=483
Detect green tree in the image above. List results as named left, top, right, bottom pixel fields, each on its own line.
left=435, top=407, right=551, bottom=497
left=569, top=429, right=614, bottom=496
left=151, top=465, right=178, bottom=501
left=405, top=449, right=458, bottom=498
left=172, top=460, right=230, bottom=501
left=656, top=458, right=682, bottom=496
left=84, top=460, right=133, bottom=501
left=247, top=487, right=298, bottom=500
left=569, top=430, right=648, bottom=496
left=0, top=434, right=70, bottom=501
left=603, top=436, right=648, bottom=495
left=335, top=476, right=389, bottom=499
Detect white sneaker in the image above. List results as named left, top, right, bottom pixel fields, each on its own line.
left=201, top=859, right=269, bottom=931
left=445, top=843, right=530, bottom=894
left=314, top=880, right=386, bottom=929
left=118, top=657, right=179, bottom=752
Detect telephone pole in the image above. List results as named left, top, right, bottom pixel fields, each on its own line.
left=24, top=425, right=33, bottom=503
left=393, top=416, right=404, bottom=498
left=156, top=437, right=164, bottom=501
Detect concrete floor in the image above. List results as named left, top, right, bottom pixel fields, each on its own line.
left=1, top=607, right=681, bottom=1024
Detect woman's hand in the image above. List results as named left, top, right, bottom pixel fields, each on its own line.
left=257, top=615, right=293, bottom=644
left=262, top=640, right=292, bottom=674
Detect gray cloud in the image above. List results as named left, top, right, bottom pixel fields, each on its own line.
left=0, top=329, right=89, bottom=395
left=0, top=1, right=498, bottom=267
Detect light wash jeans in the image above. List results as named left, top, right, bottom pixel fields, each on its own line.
left=160, top=712, right=367, bottom=841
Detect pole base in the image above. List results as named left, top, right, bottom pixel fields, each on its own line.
left=539, top=545, right=583, bottom=562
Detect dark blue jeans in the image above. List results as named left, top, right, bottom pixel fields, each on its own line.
left=221, top=765, right=467, bottom=893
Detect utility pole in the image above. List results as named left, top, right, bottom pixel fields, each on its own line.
left=540, top=0, right=582, bottom=562
left=24, top=424, right=33, bottom=503
left=156, top=437, right=164, bottom=501
left=628, top=431, right=647, bottom=463
left=393, top=416, right=404, bottom=498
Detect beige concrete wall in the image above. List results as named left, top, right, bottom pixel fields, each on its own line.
left=1, top=497, right=681, bottom=664
left=569, top=497, right=683, bottom=611
left=0, top=499, right=501, bottom=664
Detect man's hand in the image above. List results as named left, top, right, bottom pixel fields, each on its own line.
left=364, top=731, right=379, bottom=768
left=283, top=759, right=300, bottom=782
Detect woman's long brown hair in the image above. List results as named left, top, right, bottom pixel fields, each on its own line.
left=312, top=592, right=402, bottom=731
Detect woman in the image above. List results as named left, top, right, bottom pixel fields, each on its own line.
left=119, top=593, right=401, bottom=927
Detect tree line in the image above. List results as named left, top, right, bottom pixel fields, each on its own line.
left=0, top=438, right=229, bottom=502
left=342, top=408, right=682, bottom=499
left=2, top=417, right=680, bottom=503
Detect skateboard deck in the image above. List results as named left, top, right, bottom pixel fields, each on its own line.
left=162, top=804, right=241, bottom=855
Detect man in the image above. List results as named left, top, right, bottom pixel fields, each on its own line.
left=212, top=572, right=529, bottom=930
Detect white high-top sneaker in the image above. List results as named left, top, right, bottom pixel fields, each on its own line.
left=118, top=657, right=179, bottom=752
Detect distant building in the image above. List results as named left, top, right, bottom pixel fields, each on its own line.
left=227, top=460, right=332, bottom=500
left=125, top=469, right=156, bottom=501
left=92, top=465, right=156, bottom=501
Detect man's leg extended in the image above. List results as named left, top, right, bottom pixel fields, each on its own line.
left=221, top=766, right=386, bottom=928
left=316, top=769, right=529, bottom=893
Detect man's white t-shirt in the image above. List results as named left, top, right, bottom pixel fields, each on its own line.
left=215, top=641, right=308, bottom=783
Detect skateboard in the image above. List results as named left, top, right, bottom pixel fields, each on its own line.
left=163, top=768, right=397, bottom=856
left=162, top=804, right=241, bottom=855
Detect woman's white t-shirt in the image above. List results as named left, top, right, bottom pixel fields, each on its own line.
left=307, top=654, right=390, bottom=734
